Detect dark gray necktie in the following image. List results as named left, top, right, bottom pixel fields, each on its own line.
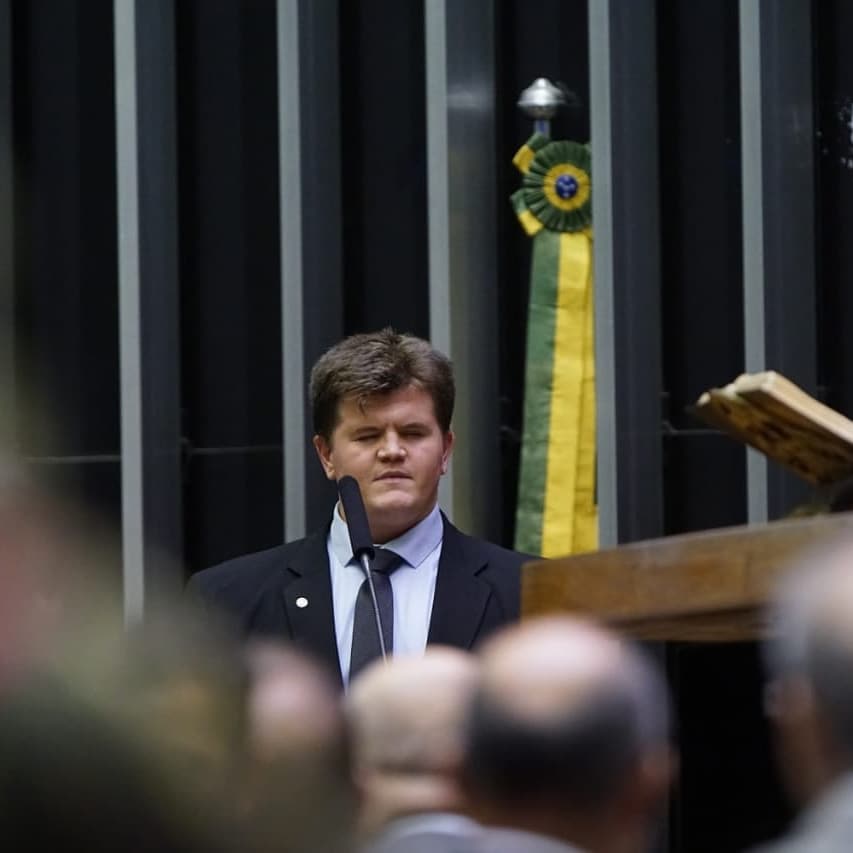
left=349, top=548, right=403, bottom=680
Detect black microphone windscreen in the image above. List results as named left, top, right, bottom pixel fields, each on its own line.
left=337, top=475, right=375, bottom=560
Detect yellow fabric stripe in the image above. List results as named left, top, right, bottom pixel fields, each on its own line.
left=574, top=255, right=598, bottom=552
left=517, top=209, right=544, bottom=237
left=541, top=232, right=591, bottom=557
left=513, top=144, right=536, bottom=174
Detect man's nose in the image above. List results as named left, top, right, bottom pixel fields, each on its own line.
left=378, top=432, right=405, bottom=459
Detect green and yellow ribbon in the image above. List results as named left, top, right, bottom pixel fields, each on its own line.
left=513, top=133, right=597, bottom=557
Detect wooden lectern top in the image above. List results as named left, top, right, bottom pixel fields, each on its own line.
left=522, top=511, right=853, bottom=642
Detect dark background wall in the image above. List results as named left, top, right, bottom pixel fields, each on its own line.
left=815, top=0, right=853, bottom=419
left=175, top=0, right=284, bottom=574
left=8, top=0, right=853, bottom=850
left=13, top=0, right=121, bottom=522
left=338, top=0, right=429, bottom=339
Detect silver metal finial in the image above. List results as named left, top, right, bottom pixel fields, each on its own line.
left=517, top=77, right=568, bottom=128
left=517, top=77, right=567, bottom=118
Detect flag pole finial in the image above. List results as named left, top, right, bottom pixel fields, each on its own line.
left=517, top=77, right=568, bottom=139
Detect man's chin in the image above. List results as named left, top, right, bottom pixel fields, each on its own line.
left=365, top=498, right=424, bottom=538
left=365, top=496, right=416, bottom=519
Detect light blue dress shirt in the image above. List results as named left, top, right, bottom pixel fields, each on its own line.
left=328, top=502, right=443, bottom=685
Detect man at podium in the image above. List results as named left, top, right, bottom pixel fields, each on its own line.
left=188, top=329, right=527, bottom=686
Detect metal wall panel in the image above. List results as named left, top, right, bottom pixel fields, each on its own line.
left=0, top=0, right=12, bottom=447
left=589, top=0, right=664, bottom=546
left=278, top=0, right=344, bottom=538
left=115, top=0, right=182, bottom=620
left=740, top=0, right=816, bottom=522
left=426, top=0, right=502, bottom=542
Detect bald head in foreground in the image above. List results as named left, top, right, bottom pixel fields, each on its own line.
left=752, top=535, right=853, bottom=852
left=460, top=617, right=675, bottom=853
left=241, top=643, right=357, bottom=853
left=346, top=647, right=482, bottom=852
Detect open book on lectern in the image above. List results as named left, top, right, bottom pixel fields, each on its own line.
left=692, top=371, right=853, bottom=489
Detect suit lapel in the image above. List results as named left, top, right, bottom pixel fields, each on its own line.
left=279, top=529, right=342, bottom=682
left=427, top=517, right=492, bottom=649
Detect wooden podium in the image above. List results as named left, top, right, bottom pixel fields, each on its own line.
left=522, top=511, right=853, bottom=642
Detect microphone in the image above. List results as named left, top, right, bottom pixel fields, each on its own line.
left=337, top=475, right=375, bottom=562
left=337, top=476, right=387, bottom=662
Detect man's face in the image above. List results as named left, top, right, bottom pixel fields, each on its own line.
left=313, top=385, right=454, bottom=543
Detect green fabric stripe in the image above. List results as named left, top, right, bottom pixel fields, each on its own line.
left=510, top=189, right=530, bottom=218
left=525, top=132, right=551, bottom=154
left=514, top=230, right=561, bottom=555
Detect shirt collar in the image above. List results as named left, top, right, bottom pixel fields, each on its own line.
left=330, top=502, right=443, bottom=569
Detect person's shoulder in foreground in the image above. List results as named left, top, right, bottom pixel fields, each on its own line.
left=746, top=534, right=853, bottom=853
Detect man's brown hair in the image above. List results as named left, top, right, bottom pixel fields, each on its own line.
left=309, top=328, right=455, bottom=441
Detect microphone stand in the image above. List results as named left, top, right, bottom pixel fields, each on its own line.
left=358, top=552, right=388, bottom=661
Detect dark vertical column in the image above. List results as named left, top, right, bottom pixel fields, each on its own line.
left=338, top=0, right=428, bottom=339
left=178, top=0, right=283, bottom=572
left=115, top=0, right=182, bottom=617
left=741, top=0, right=816, bottom=522
left=298, top=0, right=344, bottom=531
left=0, top=0, right=12, bottom=447
left=426, top=0, right=502, bottom=542
left=279, top=0, right=344, bottom=538
left=815, top=2, right=853, bottom=424
left=134, top=0, right=183, bottom=599
left=590, top=0, right=664, bottom=546
left=657, top=0, right=747, bottom=537
left=14, top=0, right=121, bottom=526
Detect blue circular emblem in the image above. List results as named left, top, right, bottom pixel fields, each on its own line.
left=555, top=173, right=578, bottom=200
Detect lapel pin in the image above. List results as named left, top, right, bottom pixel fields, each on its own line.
left=295, top=596, right=309, bottom=609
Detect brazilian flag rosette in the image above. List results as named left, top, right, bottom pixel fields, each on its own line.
left=512, top=133, right=598, bottom=557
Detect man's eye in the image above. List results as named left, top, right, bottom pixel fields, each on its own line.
left=355, top=434, right=377, bottom=442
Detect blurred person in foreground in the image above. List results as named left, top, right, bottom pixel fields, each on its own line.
left=240, top=641, right=357, bottom=853
left=460, top=617, right=676, bottom=853
left=751, top=535, right=853, bottom=852
left=346, top=647, right=481, bottom=853
left=0, top=678, right=227, bottom=852
left=189, top=329, right=528, bottom=687
left=0, top=601, right=247, bottom=852
left=0, top=454, right=123, bottom=689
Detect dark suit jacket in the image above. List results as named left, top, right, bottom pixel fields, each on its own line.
left=187, top=515, right=528, bottom=684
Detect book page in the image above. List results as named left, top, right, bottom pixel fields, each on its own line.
left=694, top=372, right=853, bottom=486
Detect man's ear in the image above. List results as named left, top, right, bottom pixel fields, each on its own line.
left=313, top=435, right=336, bottom=481
left=441, top=430, right=455, bottom=475
left=620, top=744, right=677, bottom=820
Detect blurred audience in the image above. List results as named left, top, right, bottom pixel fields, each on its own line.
left=753, top=535, right=853, bottom=852
left=0, top=450, right=689, bottom=853
left=0, top=675, right=227, bottom=852
left=0, top=454, right=109, bottom=689
left=346, top=647, right=482, bottom=853
left=0, top=598, right=245, bottom=852
left=460, top=617, right=675, bottom=853
left=240, top=641, right=357, bottom=853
